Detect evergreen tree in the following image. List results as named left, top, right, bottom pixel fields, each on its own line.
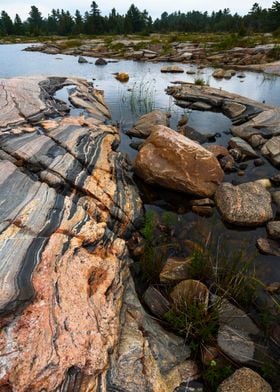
left=28, top=5, right=43, bottom=35
left=0, top=11, right=14, bottom=35
left=14, top=14, right=24, bottom=35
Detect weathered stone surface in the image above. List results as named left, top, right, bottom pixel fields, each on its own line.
left=212, top=68, right=225, bottom=78
left=207, top=145, right=230, bottom=158
left=267, top=221, right=280, bottom=240
left=134, top=126, right=224, bottom=197
left=0, top=76, right=190, bottom=392
left=215, top=182, right=273, bottom=226
left=257, top=238, right=280, bottom=256
left=217, top=299, right=260, bottom=365
left=167, top=83, right=270, bottom=122
left=223, top=101, right=246, bottom=118
left=179, top=125, right=213, bottom=143
left=191, top=101, right=212, bottom=110
left=107, top=278, right=199, bottom=391
left=261, top=136, right=280, bottom=166
left=128, top=110, right=170, bottom=138
left=160, top=257, right=191, bottom=283
left=217, top=368, right=272, bottom=392
left=229, top=137, right=259, bottom=160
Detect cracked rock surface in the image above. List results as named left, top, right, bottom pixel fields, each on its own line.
left=0, top=77, right=197, bottom=391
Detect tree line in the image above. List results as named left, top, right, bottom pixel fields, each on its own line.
left=0, top=2, right=280, bottom=36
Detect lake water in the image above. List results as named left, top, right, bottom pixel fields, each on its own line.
left=0, top=43, right=280, bottom=283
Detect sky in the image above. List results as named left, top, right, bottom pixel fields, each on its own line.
left=1, top=0, right=274, bottom=20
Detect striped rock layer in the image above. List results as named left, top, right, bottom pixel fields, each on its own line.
left=0, top=77, right=197, bottom=391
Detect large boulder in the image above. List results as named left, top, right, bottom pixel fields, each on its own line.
left=128, top=110, right=170, bottom=138
left=215, top=182, right=273, bottom=226
left=217, top=368, right=272, bottom=392
left=134, top=126, right=224, bottom=197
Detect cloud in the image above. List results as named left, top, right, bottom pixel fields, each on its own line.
left=0, top=0, right=274, bottom=20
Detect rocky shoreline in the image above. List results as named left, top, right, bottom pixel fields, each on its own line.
left=22, top=36, right=280, bottom=76
left=0, top=74, right=279, bottom=391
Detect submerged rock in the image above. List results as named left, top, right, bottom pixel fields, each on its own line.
left=134, top=125, right=224, bottom=197
left=217, top=368, right=272, bottom=392
left=215, top=182, right=273, bottom=226
left=128, top=110, right=170, bottom=138
left=78, top=55, right=88, bottom=63
left=161, top=65, right=184, bottom=73
left=115, top=72, right=129, bottom=82
left=95, top=57, right=107, bottom=65
left=257, top=238, right=280, bottom=256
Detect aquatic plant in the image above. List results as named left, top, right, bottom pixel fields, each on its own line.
left=128, top=78, right=156, bottom=115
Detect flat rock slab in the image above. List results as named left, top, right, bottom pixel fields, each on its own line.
left=261, top=136, right=280, bottom=166
left=229, top=137, right=258, bottom=159
left=134, top=125, right=224, bottom=197
left=128, top=110, right=170, bottom=138
left=215, top=182, right=273, bottom=226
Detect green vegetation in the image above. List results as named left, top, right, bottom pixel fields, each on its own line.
left=126, top=78, right=156, bottom=116
left=203, top=360, right=234, bottom=390
left=194, top=78, right=206, bottom=86
left=1, top=2, right=280, bottom=37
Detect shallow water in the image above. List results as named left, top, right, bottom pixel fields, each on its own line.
left=0, top=43, right=279, bottom=283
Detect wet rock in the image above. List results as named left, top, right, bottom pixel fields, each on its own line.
left=272, top=191, right=280, bottom=213
left=143, top=286, right=171, bottom=318
left=217, top=299, right=260, bottom=365
left=207, top=145, right=229, bottom=159
left=192, top=205, right=213, bottom=217
left=212, top=68, right=225, bottom=78
left=190, top=198, right=215, bottom=207
left=223, top=101, right=246, bottom=118
left=223, top=70, right=234, bottom=79
left=95, top=57, right=107, bottom=65
left=186, top=69, right=196, bottom=75
left=270, top=174, right=280, bottom=186
left=254, top=158, right=264, bottom=166
left=160, top=257, right=191, bottom=283
left=78, top=55, right=88, bottom=63
left=229, top=137, right=258, bottom=160
left=161, top=65, right=184, bottom=73
left=179, top=125, right=213, bottom=143
left=134, top=125, right=224, bottom=197
left=128, top=110, right=170, bottom=138
left=215, top=182, right=273, bottom=226
left=177, top=114, right=189, bottom=127
left=108, top=278, right=199, bottom=391
left=129, top=140, right=144, bottom=151
left=237, top=73, right=246, bottom=78
left=191, top=101, right=212, bottom=110
left=261, top=136, right=280, bottom=166
left=217, top=368, right=272, bottom=392
left=229, top=148, right=243, bottom=162
left=171, top=280, right=209, bottom=309
left=266, top=282, right=280, bottom=294
left=248, top=134, right=267, bottom=148
left=175, top=380, right=204, bottom=392
left=115, top=72, right=129, bottom=82
left=257, top=238, right=280, bottom=256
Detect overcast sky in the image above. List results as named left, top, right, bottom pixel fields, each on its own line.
left=1, top=0, right=274, bottom=20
